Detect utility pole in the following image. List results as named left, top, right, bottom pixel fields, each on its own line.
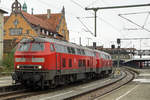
left=79, top=37, right=81, bottom=46
left=94, top=9, right=97, bottom=37
left=87, top=37, right=92, bottom=46
left=85, top=3, right=150, bottom=37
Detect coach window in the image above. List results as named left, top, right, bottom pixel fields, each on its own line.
left=67, top=47, right=71, bottom=53
left=69, top=59, right=72, bottom=67
left=81, top=49, right=85, bottom=55
left=71, top=48, right=75, bottom=54
left=78, top=60, right=82, bottom=67
left=77, top=49, right=81, bottom=55
left=50, top=44, right=55, bottom=52
left=62, top=58, right=66, bottom=68
left=99, top=54, right=101, bottom=58
left=94, top=52, right=96, bottom=57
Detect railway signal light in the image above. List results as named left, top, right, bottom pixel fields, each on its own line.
left=93, top=42, right=96, bottom=49
left=117, top=39, right=121, bottom=44
left=111, top=45, right=115, bottom=49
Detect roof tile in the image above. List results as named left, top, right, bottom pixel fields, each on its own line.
left=22, top=11, right=57, bottom=32
left=4, top=11, right=63, bottom=33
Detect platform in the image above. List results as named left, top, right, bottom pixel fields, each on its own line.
left=96, top=68, right=150, bottom=100
left=0, top=76, right=12, bottom=87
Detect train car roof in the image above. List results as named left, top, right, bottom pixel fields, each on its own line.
left=94, top=49, right=110, bottom=56
left=20, top=37, right=94, bottom=52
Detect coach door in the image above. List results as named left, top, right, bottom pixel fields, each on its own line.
left=95, top=53, right=100, bottom=73
left=56, top=53, right=61, bottom=74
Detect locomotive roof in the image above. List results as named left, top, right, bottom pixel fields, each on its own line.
left=20, top=37, right=94, bottom=51
left=20, top=37, right=111, bottom=56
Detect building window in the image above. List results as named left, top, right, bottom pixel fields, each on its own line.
left=62, top=30, right=65, bottom=34
left=9, top=28, right=22, bottom=35
left=3, top=30, right=6, bottom=36
left=26, top=30, right=29, bottom=34
left=13, top=19, right=19, bottom=26
left=47, top=31, right=49, bottom=35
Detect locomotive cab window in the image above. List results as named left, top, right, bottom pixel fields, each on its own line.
left=18, top=43, right=30, bottom=51
left=50, top=44, right=55, bottom=52
left=31, top=43, right=44, bottom=51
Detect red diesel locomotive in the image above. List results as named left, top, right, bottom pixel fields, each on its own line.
left=12, top=37, right=112, bottom=88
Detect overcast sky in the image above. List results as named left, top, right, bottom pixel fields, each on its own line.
left=1, top=0, right=150, bottom=50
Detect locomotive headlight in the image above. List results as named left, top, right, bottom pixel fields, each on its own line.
left=16, top=65, right=20, bottom=69
left=38, top=66, right=42, bottom=69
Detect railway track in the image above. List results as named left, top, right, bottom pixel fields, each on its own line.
left=0, top=76, right=113, bottom=100
left=0, top=67, right=137, bottom=100
left=65, top=68, right=138, bottom=100
left=0, top=84, right=23, bottom=93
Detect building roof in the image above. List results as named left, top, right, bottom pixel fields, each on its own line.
left=34, top=13, right=62, bottom=32
left=0, top=9, right=8, bottom=14
left=4, top=11, right=63, bottom=33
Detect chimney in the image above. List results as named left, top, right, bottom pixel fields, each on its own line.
left=31, top=8, right=34, bottom=15
left=47, top=9, right=51, bottom=19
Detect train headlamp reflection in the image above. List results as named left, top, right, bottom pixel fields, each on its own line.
left=16, top=65, right=20, bottom=69
left=38, top=66, right=42, bottom=69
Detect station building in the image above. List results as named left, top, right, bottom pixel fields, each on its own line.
left=4, top=0, right=69, bottom=53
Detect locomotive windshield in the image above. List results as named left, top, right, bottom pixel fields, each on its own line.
left=31, top=43, right=44, bottom=51
left=18, top=43, right=30, bottom=51
left=17, top=42, right=44, bottom=52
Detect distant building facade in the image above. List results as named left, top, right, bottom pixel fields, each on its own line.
left=96, top=46, right=136, bottom=60
left=4, top=0, right=69, bottom=53
left=87, top=45, right=135, bottom=60
left=0, top=9, right=7, bottom=64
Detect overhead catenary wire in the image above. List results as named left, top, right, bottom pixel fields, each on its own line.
left=142, top=12, right=150, bottom=28
left=70, top=0, right=125, bottom=38
left=86, top=0, right=101, bottom=7
left=119, top=11, right=150, bottom=30
left=76, top=17, right=94, bottom=35
left=118, top=14, right=150, bottom=33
